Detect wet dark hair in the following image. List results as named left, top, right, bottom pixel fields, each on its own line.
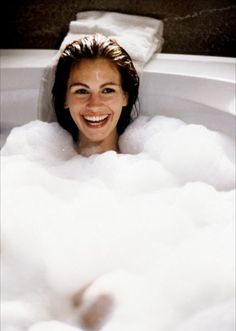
left=52, top=33, right=139, bottom=142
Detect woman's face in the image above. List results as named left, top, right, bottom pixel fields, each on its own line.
left=65, top=58, right=128, bottom=145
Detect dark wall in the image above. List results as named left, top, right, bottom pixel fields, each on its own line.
left=1, top=0, right=236, bottom=57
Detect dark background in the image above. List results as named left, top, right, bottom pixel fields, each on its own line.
left=1, top=0, right=236, bottom=57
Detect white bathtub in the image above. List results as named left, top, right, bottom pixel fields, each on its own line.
left=0, top=49, right=235, bottom=147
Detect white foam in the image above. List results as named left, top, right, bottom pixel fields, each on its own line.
left=1, top=116, right=235, bottom=331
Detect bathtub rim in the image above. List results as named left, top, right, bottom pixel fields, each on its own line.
left=1, top=48, right=235, bottom=78
left=1, top=49, right=235, bottom=143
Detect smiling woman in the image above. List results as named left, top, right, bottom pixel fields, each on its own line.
left=65, top=58, right=128, bottom=155
left=52, top=34, right=139, bottom=156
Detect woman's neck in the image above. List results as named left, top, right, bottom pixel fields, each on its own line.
left=75, top=132, right=119, bottom=156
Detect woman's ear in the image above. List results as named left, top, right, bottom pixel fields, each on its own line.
left=64, top=94, right=69, bottom=109
left=122, top=92, right=128, bottom=107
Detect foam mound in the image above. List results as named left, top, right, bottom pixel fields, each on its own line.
left=1, top=116, right=235, bottom=331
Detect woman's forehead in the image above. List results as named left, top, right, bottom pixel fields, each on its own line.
left=69, top=58, right=121, bottom=83
left=73, top=57, right=119, bottom=70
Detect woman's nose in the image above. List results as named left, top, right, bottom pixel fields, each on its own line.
left=87, top=93, right=103, bottom=108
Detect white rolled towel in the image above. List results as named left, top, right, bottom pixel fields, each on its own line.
left=61, top=11, right=164, bottom=72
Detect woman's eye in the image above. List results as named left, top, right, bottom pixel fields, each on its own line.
left=103, top=88, right=115, bottom=94
left=75, top=88, right=89, bottom=95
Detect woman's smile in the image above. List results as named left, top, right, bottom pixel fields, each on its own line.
left=82, top=113, right=112, bottom=128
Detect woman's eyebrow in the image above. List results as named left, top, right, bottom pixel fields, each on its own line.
left=100, top=82, right=120, bottom=87
left=69, top=82, right=121, bottom=88
left=69, top=82, right=89, bottom=88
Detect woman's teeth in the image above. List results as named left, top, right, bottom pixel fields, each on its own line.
left=83, top=115, right=109, bottom=123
